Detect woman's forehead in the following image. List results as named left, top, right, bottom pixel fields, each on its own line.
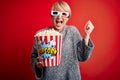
left=52, top=8, right=70, bottom=13
left=53, top=9, right=65, bottom=12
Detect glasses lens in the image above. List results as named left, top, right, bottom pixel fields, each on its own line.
left=52, top=11, right=58, bottom=16
left=62, top=12, right=69, bottom=17
left=62, top=12, right=67, bottom=16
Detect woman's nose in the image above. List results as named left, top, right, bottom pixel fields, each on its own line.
left=57, top=14, right=62, bottom=18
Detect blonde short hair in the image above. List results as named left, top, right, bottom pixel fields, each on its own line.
left=51, top=1, right=71, bottom=18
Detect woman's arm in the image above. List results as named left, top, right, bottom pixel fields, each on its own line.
left=77, top=38, right=94, bottom=61
left=71, top=25, right=94, bottom=61
left=31, top=38, right=43, bottom=79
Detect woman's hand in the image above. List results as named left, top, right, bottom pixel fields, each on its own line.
left=36, top=56, right=43, bottom=69
left=84, top=20, right=94, bottom=45
left=84, top=20, right=94, bottom=36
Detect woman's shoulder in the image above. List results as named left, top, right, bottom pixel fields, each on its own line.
left=65, top=25, right=79, bottom=33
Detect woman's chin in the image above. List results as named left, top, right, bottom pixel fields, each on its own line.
left=54, top=26, right=63, bottom=32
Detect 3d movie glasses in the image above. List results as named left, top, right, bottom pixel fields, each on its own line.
left=51, top=10, right=69, bottom=17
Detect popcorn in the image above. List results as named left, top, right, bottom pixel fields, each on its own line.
left=35, top=28, right=62, bottom=37
left=34, top=28, right=62, bottom=67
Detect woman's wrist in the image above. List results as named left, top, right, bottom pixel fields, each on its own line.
left=83, top=33, right=90, bottom=45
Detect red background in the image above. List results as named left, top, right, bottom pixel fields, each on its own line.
left=0, top=0, right=120, bottom=80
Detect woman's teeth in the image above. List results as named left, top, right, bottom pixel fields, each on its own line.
left=56, top=21, right=63, bottom=23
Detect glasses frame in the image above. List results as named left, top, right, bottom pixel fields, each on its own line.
left=51, top=10, right=69, bottom=17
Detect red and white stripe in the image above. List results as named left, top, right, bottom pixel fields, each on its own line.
left=37, top=35, right=62, bottom=67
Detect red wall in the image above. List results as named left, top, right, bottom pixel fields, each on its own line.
left=0, top=0, right=120, bottom=80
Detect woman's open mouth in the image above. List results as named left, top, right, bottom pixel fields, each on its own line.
left=56, top=20, right=63, bottom=27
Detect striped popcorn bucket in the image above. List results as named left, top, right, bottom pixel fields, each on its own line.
left=35, top=35, right=62, bottom=67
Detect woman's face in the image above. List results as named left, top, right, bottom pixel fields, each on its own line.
left=51, top=10, right=69, bottom=32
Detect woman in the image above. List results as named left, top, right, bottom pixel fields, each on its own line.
left=31, top=1, right=94, bottom=80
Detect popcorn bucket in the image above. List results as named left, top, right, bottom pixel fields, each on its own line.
left=35, top=35, right=62, bottom=67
